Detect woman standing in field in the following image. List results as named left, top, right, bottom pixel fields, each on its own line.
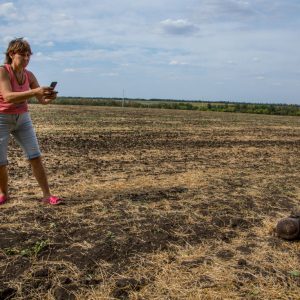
left=0, top=38, right=62, bottom=205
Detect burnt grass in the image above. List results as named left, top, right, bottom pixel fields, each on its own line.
left=0, top=105, right=300, bottom=299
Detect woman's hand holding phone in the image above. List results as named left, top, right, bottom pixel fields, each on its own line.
left=39, top=81, right=58, bottom=104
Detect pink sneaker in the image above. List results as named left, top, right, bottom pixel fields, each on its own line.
left=41, top=196, right=62, bottom=205
left=0, top=195, right=7, bottom=205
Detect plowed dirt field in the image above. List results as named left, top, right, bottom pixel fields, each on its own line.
left=0, top=105, right=300, bottom=299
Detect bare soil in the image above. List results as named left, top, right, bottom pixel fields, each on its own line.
left=0, top=105, right=299, bottom=299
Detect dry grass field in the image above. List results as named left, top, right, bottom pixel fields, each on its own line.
left=0, top=104, right=300, bottom=300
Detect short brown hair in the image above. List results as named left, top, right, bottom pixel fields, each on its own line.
left=4, top=38, right=33, bottom=64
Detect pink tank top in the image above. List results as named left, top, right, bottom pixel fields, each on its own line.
left=0, top=64, right=29, bottom=114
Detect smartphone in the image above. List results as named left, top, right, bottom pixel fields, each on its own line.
left=50, top=81, right=57, bottom=88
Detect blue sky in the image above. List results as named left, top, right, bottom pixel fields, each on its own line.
left=0, top=0, right=300, bottom=104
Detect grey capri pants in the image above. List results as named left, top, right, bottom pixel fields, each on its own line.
left=0, top=112, right=41, bottom=166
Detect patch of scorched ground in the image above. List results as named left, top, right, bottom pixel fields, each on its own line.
left=0, top=105, right=299, bottom=299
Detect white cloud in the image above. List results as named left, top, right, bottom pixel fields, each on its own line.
left=52, top=13, right=75, bottom=27
left=31, top=52, right=56, bottom=62
left=160, top=19, right=199, bottom=35
left=63, top=67, right=95, bottom=73
left=169, top=60, right=188, bottom=65
left=226, top=60, right=236, bottom=65
left=63, top=68, right=76, bottom=73
left=45, top=41, right=54, bottom=47
left=0, top=2, right=17, bottom=18
left=99, top=72, right=119, bottom=77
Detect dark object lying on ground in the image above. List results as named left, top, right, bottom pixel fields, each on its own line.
left=276, top=211, right=300, bottom=240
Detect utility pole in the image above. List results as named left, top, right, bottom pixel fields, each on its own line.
left=122, top=88, right=125, bottom=107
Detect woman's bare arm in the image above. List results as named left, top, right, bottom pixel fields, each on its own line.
left=0, top=67, right=53, bottom=104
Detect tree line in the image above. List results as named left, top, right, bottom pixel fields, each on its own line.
left=30, top=97, right=300, bottom=116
